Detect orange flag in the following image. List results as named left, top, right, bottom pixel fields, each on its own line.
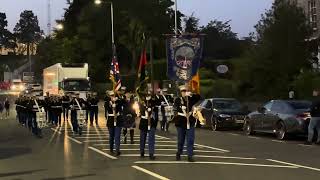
left=189, top=72, right=200, bottom=94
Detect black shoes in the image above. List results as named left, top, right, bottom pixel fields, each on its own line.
left=115, top=151, right=121, bottom=156
left=149, top=154, right=156, bottom=160
left=304, top=141, right=313, bottom=145
left=176, top=153, right=181, bottom=161
left=188, top=157, right=195, bottom=162
left=140, top=152, right=145, bottom=158
left=315, top=141, right=320, bottom=145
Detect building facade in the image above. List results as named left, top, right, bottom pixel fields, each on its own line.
left=293, top=0, right=320, bottom=39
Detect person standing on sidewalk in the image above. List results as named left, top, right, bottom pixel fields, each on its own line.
left=4, top=98, right=10, bottom=118
left=305, top=90, right=320, bottom=145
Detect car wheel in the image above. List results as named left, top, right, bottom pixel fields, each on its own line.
left=244, top=120, right=254, bottom=136
left=211, top=117, right=219, bottom=131
left=276, top=121, right=286, bottom=140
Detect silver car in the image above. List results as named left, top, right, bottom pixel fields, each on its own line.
left=244, top=100, right=311, bottom=140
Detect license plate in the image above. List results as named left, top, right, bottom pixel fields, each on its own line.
left=235, top=120, right=244, bottom=124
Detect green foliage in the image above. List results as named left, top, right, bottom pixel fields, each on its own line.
left=234, top=0, right=312, bottom=98
left=200, top=20, right=242, bottom=59
left=14, top=10, right=42, bottom=44
left=184, top=13, right=200, bottom=33
left=0, top=12, right=15, bottom=51
left=291, top=71, right=320, bottom=99
left=199, top=67, right=215, bottom=79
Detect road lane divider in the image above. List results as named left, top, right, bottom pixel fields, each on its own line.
left=132, top=165, right=170, bottom=180
left=66, top=136, right=83, bottom=144
left=88, top=146, right=117, bottom=160
left=267, top=159, right=320, bottom=172
left=134, top=161, right=299, bottom=169
left=194, top=144, right=230, bottom=152
left=51, top=128, right=82, bottom=144
left=123, top=154, right=256, bottom=160
left=271, top=140, right=285, bottom=143
left=101, top=148, right=225, bottom=153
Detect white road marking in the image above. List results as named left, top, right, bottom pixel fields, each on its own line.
left=101, top=149, right=225, bottom=153
left=88, top=146, right=117, bottom=159
left=155, top=135, right=171, bottom=140
left=248, top=136, right=261, bottom=140
left=66, top=136, right=83, bottom=144
left=123, top=154, right=256, bottom=160
left=132, top=165, right=170, bottom=180
left=267, top=159, right=320, bottom=172
left=134, top=161, right=298, bottom=168
left=229, top=133, right=240, bottom=136
left=51, top=128, right=82, bottom=144
left=83, top=140, right=176, bottom=143
left=298, top=144, right=313, bottom=147
left=271, top=140, right=285, bottom=143
left=75, top=136, right=167, bottom=140
left=194, top=144, right=230, bottom=153
left=51, top=128, right=62, bottom=134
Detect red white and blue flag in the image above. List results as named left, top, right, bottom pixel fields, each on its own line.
left=109, top=46, right=121, bottom=91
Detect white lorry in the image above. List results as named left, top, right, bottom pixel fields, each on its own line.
left=43, top=63, right=91, bottom=99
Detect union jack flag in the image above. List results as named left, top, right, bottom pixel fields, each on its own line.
left=109, top=45, right=121, bottom=91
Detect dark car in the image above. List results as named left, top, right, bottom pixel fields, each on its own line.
left=244, top=100, right=311, bottom=140
left=194, top=98, right=249, bottom=131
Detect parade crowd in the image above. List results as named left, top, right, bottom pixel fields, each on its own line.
left=14, top=85, right=201, bottom=162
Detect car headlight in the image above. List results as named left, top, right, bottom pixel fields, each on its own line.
left=11, top=85, right=16, bottom=90
left=219, top=114, right=231, bottom=118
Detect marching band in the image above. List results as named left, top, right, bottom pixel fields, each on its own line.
left=15, top=85, right=201, bottom=162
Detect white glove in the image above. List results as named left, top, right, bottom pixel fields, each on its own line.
left=112, top=104, right=116, bottom=108
left=146, top=96, right=151, bottom=101
left=182, top=106, right=186, bottom=110
left=148, top=108, right=152, bottom=112
left=186, top=92, right=191, bottom=96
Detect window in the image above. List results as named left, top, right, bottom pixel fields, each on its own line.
left=264, top=101, right=273, bottom=111
left=308, top=0, right=318, bottom=30
left=205, top=100, right=213, bottom=109
left=271, top=101, right=290, bottom=113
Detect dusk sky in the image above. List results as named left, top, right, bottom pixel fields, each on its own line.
left=0, top=0, right=274, bottom=38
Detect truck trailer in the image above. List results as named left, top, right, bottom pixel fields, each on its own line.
left=43, top=63, right=91, bottom=99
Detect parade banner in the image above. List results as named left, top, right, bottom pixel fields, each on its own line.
left=166, top=35, right=204, bottom=82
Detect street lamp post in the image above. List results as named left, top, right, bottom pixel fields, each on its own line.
left=95, top=0, right=115, bottom=46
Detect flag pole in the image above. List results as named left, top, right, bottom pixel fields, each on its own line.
left=175, top=0, right=178, bottom=35
left=150, top=37, right=154, bottom=95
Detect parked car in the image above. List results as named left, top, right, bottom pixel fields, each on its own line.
left=193, top=98, right=249, bottom=131
left=244, top=100, right=311, bottom=140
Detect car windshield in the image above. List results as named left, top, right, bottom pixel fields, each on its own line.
left=63, top=80, right=90, bottom=91
left=213, top=100, right=242, bottom=110
left=287, top=101, right=311, bottom=110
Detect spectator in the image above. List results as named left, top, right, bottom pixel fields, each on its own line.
left=305, top=90, right=320, bottom=145
left=4, top=98, right=10, bottom=117
left=0, top=101, right=3, bottom=119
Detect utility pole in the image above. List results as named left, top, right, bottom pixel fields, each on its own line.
left=47, top=0, right=51, bottom=36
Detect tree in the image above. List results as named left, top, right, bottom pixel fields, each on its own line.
left=14, top=10, right=42, bottom=58
left=45, top=0, right=184, bottom=82
left=0, top=12, right=14, bottom=53
left=184, top=13, right=200, bottom=33
left=200, top=20, right=240, bottom=59
left=235, top=0, right=312, bottom=98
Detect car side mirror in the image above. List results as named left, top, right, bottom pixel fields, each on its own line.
left=257, top=107, right=266, bottom=113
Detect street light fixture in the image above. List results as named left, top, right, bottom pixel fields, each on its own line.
left=56, top=23, right=64, bottom=31
left=94, top=0, right=102, bottom=5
